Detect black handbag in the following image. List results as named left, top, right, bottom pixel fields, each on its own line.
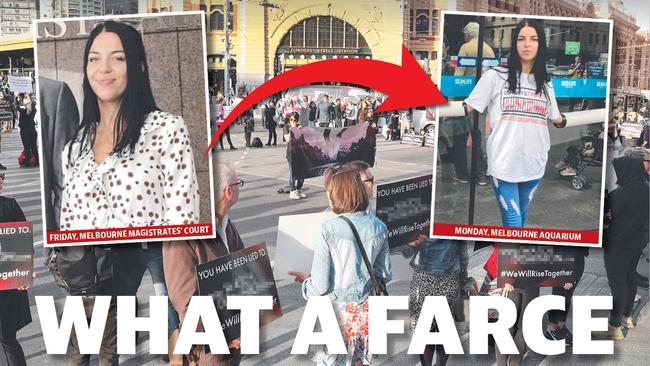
left=339, top=216, right=389, bottom=296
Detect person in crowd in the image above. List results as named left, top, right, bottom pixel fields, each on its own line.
left=402, top=238, right=470, bottom=366
left=389, top=110, right=400, bottom=141
left=263, top=100, right=278, bottom=146
left=495, top=262, right=540, bottom=366
left=567, top=55, right=588, bottom=111
left=446, top=21, right=494, bottom=185
left=284, top=112, right=304, bottom=200
left=163, top=161, right=244, bottom=365
left=0, top=176, right=32, bottom=366
left=334, top=98, right=344, bottom=127
left=464, top=19, right=566, bottom=227
left=236, top=81, right=248, bottom=96
left=17, top=94, right=38, bottom=168
left=242, top=99, right=254, bottom=147
left=317, top=94, right=333, bottom=127
left=544, top=247, right=588, bottom=345
left=308, top=99, right=318, bottom=128
left=300, top=95, right=310, bottom=127
left=217, top=98, right=236, bottom=150
left=599, top=154, right=649, bottom=340
left=345, top=99, right=357, bottom=127
left=289, top=164, right=392, bottom=365
left=59, top=21, right=199, bottom=232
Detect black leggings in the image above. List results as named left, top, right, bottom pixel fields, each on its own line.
left=604, top=247, right=641, bottom=327
left=219, top=126, right=234, bottom=149
left=0, top=328, right=26, bottom=366
left=267, top=128, right=277, bottom=145
left=548, top=253, right=586, bottom=323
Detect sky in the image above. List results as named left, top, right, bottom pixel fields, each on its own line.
left=623, top=0, right=650, bottom=31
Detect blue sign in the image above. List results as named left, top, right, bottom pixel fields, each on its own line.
left=440, top=76, right=607, bottom=99
left=587, top=62, right=606, bottom=78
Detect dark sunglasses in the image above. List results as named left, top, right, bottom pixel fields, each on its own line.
left=229, top=179, right=244, bottom=188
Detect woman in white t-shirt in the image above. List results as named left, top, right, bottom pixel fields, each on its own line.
left=464, top=20, right=566, bottom=228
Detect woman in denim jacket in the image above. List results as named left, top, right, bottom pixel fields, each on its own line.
left=402, top=238, right=469, bottom=366
left=290, top=165, right=392, bottom=366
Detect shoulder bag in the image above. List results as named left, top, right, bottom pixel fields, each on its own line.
left=338, top=215, right=388, bottom=296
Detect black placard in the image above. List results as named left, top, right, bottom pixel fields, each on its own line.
left=497, top=243, right=577, bottom=288
left=0, top=222, right=33, bottom=291
left=376, top=174, right=433, bottom=250
left=196, top=242, right=282, bottom=343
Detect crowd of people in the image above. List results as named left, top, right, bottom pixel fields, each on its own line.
left=0, top=74, right=39, bottom=170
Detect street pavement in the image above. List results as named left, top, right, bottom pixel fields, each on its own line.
left=0, top=125, right=647, bottom=365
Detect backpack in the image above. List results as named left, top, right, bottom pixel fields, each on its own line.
left=45, top=246, right=115, bottom=295
left=251, top=137, right=263, bottom=148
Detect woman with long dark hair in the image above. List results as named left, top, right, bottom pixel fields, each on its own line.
left=60, top=21, right=199, bottom=231
left=464, top=19, right=566, bottom=228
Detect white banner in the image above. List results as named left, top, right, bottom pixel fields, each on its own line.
left=7, top=76, right=33, bottom=93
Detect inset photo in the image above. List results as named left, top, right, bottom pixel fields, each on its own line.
left=34, top=12, right=215, bottom=246
left=432, top=11, right=613, bottom=247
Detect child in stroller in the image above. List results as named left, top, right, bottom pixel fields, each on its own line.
left=555, top=125, right=604, bottom=190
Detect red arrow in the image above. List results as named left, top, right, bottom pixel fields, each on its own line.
left=206, top=45, right=447, bottom=154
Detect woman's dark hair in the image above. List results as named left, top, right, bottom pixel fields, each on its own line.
left=70, top=21, right=158, bottom=160
left=507, top=19, right=549, bottom=97
left=289, top=111, right=300, bottom=122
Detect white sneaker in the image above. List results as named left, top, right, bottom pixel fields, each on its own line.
left=560, top=166, right=577, bottom=176
left=298, top=190, right=306, bottom=198
left=289, top=190, right=301, bottom=200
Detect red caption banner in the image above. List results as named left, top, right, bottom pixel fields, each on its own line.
left=433, top=223, right=599, bottom=245
left=47, top=224, right=213, bottom=244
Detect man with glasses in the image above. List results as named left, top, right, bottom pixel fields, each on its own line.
left=163, top=161, right=245, bottom=365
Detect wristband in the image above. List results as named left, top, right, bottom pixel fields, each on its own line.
left=554, top=113, right=567, bottom=128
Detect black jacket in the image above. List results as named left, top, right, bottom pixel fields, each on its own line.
left=263, top=106, right=276, bottom=129
left=606, top=156, right=649, bottom=251
left=0, top=196, right=32, bottom=335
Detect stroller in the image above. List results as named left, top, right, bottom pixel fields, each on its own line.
left=556, top=126, right=604, bottom=190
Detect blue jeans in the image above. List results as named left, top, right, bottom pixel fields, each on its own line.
left=143, top=244, right=180, bottom=337
left=490, top=177, right=541, bottom=227
left=289, top=169, right=304, bottom=191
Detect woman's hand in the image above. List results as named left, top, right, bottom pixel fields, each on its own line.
left=407, top=234, right=428, bottom=247
left=502, top=283, right=514, bottom=297
left=551, top=114, right=567, bottom=128
left=228, top=338, right=241, bottom=350
left=288, top=271, right=309, bottom=283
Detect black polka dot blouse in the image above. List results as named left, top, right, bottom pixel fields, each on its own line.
left=60, top=111, right=200, bottom=230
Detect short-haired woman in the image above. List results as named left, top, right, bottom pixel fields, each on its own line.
left=290, top=165, right=392, bottom=365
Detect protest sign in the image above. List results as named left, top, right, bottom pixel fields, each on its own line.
left=7, top=76, right=33, bottom=93
left=196, top=242, right=282, bottom=343
left=289, top=122, right=376, bottom=179
left=274, top=211, right=415, bottom=282
left=376, top=174, right=432, bottom=250
left=497, top=243, right=576, bottom=288
left=0, top=222, right=33, bottom=291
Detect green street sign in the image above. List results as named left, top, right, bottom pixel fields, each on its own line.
left=565, top=41, right=581, bottom=55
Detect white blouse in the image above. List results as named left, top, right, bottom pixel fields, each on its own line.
left=59, top=111, right=199, bottom=230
